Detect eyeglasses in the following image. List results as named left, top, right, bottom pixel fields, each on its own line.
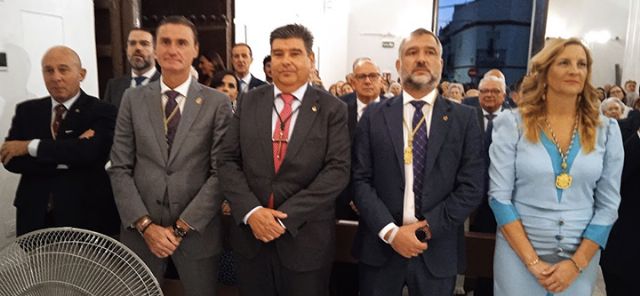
left=354, top=73, right=381, bottom=81
left=479, top=89, right=502, bottom=95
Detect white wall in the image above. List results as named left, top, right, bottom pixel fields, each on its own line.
left=235, top=0, right=434, bottom=87
left=0, top=0, right=98, bottom=247
left=546, top=0, right=628, bottom=87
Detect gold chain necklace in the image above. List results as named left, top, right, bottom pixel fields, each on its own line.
left=402, top=114, right=427, bottom=164
left=544, top=115, right=579, bottom=190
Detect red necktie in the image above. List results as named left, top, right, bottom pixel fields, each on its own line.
left=51, top=104, right=66, bottom=138
left=269, top=93, right=295, bottom=208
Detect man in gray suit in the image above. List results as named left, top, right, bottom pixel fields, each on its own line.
left=108, top=16, right=232, bottom=296
left=219, top=24, right=350, bottom=295
left=103, top=28, right=160, bottom=109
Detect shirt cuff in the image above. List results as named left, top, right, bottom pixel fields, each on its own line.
left=378, top=223, right=399, bottom=244
left=28, top=139, right=40, bottom=157
left=637, top=129, right=640, bottom=139
left=243, top=206, right=263, bottom=224
left=489, top=198, right=520, bottom=226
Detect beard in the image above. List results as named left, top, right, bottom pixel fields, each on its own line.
left=401, top=70, right=439, bottom=91
left=129, top=55, right=152, bottom=71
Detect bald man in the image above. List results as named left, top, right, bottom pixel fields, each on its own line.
left=1, top=46, right=120, bottom=236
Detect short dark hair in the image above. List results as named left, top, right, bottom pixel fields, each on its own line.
left=263, top=55, right=271, bottom=67
left=270, top=24, right=314, bottom=54
left=232, top=43, right=253, bottom=57
left=211, top=69, right=239, bottom=89
left=156, top=15, right=198, bottom=45
left=128, top=27, right=153, bottom=38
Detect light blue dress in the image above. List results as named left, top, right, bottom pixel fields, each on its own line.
left=488, top=110, right=623, bottom=296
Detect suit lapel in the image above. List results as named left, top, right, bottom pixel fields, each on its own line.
left=168, top=80, right=203, bottom=163
left=382, top=95, right=405, bottom=181
left=254, top=86, right=276, bottom=173
left=145, top=82, right=169, bottom=163
left=281, top=87, right=319, bottom=169
left=347, top=96, right=358, bottom=140
left=58, top=92, right=89, bottom=137
left=424, top=96, right=451, bottom=176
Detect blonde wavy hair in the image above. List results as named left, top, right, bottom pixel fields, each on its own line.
left=519, top=38, right=601, bottom=153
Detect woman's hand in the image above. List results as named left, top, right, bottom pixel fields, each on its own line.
left=540, top=260, right=580, bottom=293
left=526, top=259, right=552, bottom=280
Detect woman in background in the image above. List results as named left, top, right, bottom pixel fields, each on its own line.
left=211, top=70, right=239, bottom=112
left=198, top=51, right=225, bottom=87
left=489, top=38, right=623, bottom=295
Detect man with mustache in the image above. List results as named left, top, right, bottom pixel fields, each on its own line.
left=103, top=28, right=160, bottom=109
left=352, top=28, right=484, bottom=295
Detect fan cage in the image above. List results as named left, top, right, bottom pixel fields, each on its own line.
left=0, top=227, right=163, bottom=296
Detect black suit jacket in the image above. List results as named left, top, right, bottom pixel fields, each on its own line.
left=219, top=85, right=350, bottom=272
left=3, top=91, right=120, bottom=235
left=102, top=70, right=161, bottom=109
left=247, top=74, right=266, bottom=90
left=600, top=132, right=640, bottom=276
left=618, top=110, right=640, bottom=141
left=352, top=95, right=484, bottom=277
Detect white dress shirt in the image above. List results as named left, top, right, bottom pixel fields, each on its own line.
left=130, top=67, right=158, bottom=88
left=356, top=96, right=381, bottom=121
left=378, top=88, right=437, bottom=243
left=159, top=74, right=190, bottom=113
left=27, top=91, right=81, bottom=159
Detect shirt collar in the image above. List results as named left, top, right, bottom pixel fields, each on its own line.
left=482, top=107, right=503, bottom=116
left=274, top=83, right=309, bottom=102
left=402, top=88, right=437, bottom=106
left=51, top=91, right=81, bottom=110
left=357, top=96, right=381, bottom=108
left=160, top=75, right=192, bottom=98
left=240, top=73, right=252, bottom=84
left=132, top=67, right=157, bottom=79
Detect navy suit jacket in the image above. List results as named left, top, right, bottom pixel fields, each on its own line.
left=102, top=70, right=161, bottom=109
left=352, top=94, right=484, bottom=277
left=3, top=91, right=120, bottom=235
left=247, top=74, right=266, bottom=90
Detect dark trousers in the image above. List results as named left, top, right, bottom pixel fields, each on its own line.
left=236, top=243, right=331, bottom=296
left=603, top=269, right=634, bottom=296
left=329, top=262, right=359, bottom=296
left=359, top=253, right=455, bottom=296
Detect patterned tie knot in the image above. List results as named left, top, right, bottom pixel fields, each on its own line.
left=281, top=93, right=295, bottom=106
left=165, top=90, right=180, bottom=101
left=133, top=76, right=146, bottom=86
left=485, top=113, right=496, bottom=121
left=410, top=100, right=426, bottom=110
left=55, top=104, right=67, bottom=114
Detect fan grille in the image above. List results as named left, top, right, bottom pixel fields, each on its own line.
left=0, top=227, right=163, bottom=296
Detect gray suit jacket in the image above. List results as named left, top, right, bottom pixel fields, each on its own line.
left=219, top=85, right=350, bottom=272
left=103, top=71, right=161, bottom=109
left=108, top=79, right=232, bottom=258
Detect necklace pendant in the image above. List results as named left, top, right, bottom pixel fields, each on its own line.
left=555, top=173, right=572, bottom=189
left=404, top=147, right=413, bottom=164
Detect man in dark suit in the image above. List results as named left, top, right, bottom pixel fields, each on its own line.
left=462, top=69, right=516, bottom=109
left=232, top=43, right=266, bottom=93
left=219, top=24, right=350, bottom=296
left=108, top=16, right=232, bottom=296
left=103, top=28, right=160, bottom=109
left=331, top=57, right=385, bottom=296
left=352, top=28, right=483, bottom=296
left=1, top=46, right=119, bottom=236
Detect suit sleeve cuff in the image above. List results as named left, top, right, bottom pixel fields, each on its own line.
left=243, top=206, right=263, bottom=224
left=378, top=223, right=399, bottom=244
left=28, top=139, right=40, bottom=157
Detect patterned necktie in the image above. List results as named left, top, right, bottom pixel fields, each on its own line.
left=51, top=104, right=67, bottom=138
left=164, top=90, right=181, bottom=152
left=410, top=100, right=428, bottom=219
left=485, top=113, right=496, bottom=132
left=269, top=93, right=295, bottom=208
left=239, top=80, right=248, bottom=93
left=133, top=76, right=146, bottom=86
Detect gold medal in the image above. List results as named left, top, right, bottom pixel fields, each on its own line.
left=555, top=173, right=572, bottom=189
left=404, top=146, right=413, bottom=164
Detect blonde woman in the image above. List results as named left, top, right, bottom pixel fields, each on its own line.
left=489, top=38, right=623, bottom=295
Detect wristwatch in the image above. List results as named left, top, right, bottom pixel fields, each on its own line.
left=172, top=223, right=188, bottom=238
left=415, top=225, right=432, bottom=242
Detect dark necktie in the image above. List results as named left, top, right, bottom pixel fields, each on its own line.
left=410, top=100, right=428, bottom=219
left=164, top=90, right=181, bottom=152
left=269, top=93, right=295, bottom=208
left=485, top=113, right=496, bottom=131
left=52, top=104, right=67, bottom=138
left=133, top=76, right=146, bottom=86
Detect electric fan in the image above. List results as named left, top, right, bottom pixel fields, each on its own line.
left=0, top=227, right=163, bottom=296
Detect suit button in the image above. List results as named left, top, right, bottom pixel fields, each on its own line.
left=555, top=235, right=563, bottom=241
left=558, top=219, right=564, bottom=226
left=556, top=247, right=564, bottom=253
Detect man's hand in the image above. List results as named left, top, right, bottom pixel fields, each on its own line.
left=0, top=140, right=30, bottom=165
left=540, top=260, right=580, bottom=293
left=247, top=208, right=288, bottom=243
left=389, top=220, right=429, bottom=258
left=142, top=224, right=181, bottom=258
left=79, top=129, right=95, bottom=139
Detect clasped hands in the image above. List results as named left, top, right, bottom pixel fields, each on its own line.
left=528, top=259, right=581, bottom=293
left=247, top=208, right=288, bottom=243
left=143, top=224, right=182, bottom=258
left=0, top=129, right=95, bottom=165
left=388, top=220, right=429, bottom=258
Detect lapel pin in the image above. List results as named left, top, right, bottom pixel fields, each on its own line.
left=443, top=115, right=448, bottom=121
left=195, top=97, right=203, bottom=105
left=312, top=105, right=318, bottom=112
left=75, top=109, right=80, bottom=113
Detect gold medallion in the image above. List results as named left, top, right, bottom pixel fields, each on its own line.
left=555, top=173, right=572, bottom=189
left=404, top=146, right=413, bottom=164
